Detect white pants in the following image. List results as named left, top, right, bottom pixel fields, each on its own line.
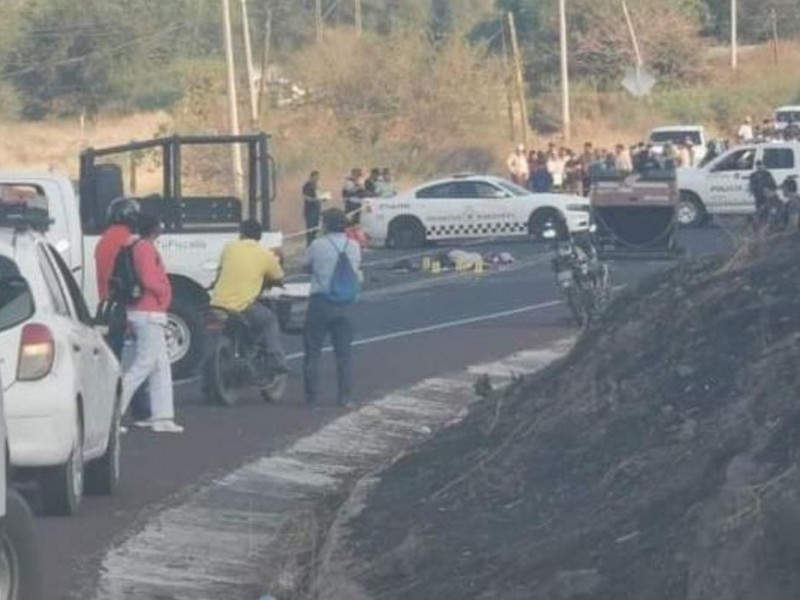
left=121, top=312, right=174, bottom=421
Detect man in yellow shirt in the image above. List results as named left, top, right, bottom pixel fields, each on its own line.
left=211, top=219, right=288, bottom=373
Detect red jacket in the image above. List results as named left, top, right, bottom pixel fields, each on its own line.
left=130, top=240, right=172, bottom=313
left=95, top=224, right=133, bottom=301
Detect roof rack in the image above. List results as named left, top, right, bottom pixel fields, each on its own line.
left=0, top=203, right=52, bottom=233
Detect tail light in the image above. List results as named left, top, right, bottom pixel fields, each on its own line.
left=17, top=323, right=55, bottom=381
left=203, top=309, right=228, bottom=332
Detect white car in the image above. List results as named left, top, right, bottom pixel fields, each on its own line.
left=0, top=207, right=122, bottom=515
left=648, top=125, right=708, bottom=166
left=360, top=174, right=592, bottom=248
left=775, top=105, right=800, bottom=131
left=0, top=375, right=41, bottom=599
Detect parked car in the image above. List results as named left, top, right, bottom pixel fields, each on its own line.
left=648, top=125, right=708, bottom=166
left=676, top=141, right=800, bottom=227
left=360, top=174, right=591, bottom=248
left=0, top=262, right=43, bottom=599
left=0, top=205, right=122, bottom=515
left=774, top=105, right=800, bottom=131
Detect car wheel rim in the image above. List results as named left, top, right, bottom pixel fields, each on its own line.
left=165, top=314, right=191, bottom=364
left=0, top=533, right=19, bottom=600
left=677, top=201, right=697, bottom=225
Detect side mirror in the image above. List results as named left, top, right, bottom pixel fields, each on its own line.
left=0, top=275, right=35, bottom=328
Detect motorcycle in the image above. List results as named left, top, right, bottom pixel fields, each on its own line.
left=543, top=225, right=611, bottom=327
left=202, top=291, right=305, bottom=406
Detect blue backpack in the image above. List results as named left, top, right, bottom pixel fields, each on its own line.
left=325, top=238, right=360, bottom=304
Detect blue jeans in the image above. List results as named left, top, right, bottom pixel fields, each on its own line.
left=303, top=296, right=354, bottom=404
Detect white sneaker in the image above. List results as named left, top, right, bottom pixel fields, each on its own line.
left=151, top=420, right=184, bottom=434
left=119, top=425, right=128, bottom=434
left=133, top=419, right=154, bottom=428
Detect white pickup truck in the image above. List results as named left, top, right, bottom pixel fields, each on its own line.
left=0, top=134, right=288, bottom=378
left=676, top=141, right=800, bottom=227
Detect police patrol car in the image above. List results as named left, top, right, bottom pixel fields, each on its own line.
left=360, top=174, right=592, bottom=248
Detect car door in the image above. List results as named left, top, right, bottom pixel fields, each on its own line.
left=35, top=244, right=103, bottom=451
left=415, top=182, right=471, bottom=240
left=705, top=147, right=757, bottom=214
left=762, top=147, right=796, bottom=189
left=468, top=181, right=517, bottom=237
left=47, top=245, right=116, bottom=455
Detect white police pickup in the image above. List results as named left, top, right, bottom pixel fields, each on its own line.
left=0, top=133, right=304, bottom=378
left=677, top=141, right=800, bottom=227
left=361, top=174, right=591, bottom=248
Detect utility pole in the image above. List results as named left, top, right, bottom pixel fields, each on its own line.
left=507, top=11, right=529, bottom=148
left=355, top=0, right=363, bottom=37
left=771, top=6, right=779, bottom=65
left=221, top=0, right=244, bottom=197
left=315, top=0, right=323, bottom=42
left=240, top=0, right=259, bottom=127
left=558, top=0, right=571, bottom=142
left=731, top=0, right=738, bottom=70
left=500, top=18, right=517, bottom=142
left=621, top=0, right=643, bottom=81
left=257, top=9, right=273, bottom=117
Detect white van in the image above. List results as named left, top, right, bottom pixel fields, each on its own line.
left=774, top=105, right=800, bottom=131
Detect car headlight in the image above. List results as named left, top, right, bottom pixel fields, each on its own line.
left=566, top=204, right=591, bottom=212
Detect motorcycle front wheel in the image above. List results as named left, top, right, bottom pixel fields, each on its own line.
left=203, top=336, right=241, bottom=407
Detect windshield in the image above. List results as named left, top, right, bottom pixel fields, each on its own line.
left=496, top=180, right=531, bottom=196
left=776, top=111, right=800, bottom=123
left=649, top=130, right=703, bottom=145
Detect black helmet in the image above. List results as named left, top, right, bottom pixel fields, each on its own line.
left=107, top=197, right=140, bottom=227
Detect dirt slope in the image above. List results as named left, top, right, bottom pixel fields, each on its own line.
left=342, top=234, right=800, bottom=600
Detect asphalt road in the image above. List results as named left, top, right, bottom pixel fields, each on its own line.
left=29, top=228, right=732, bottom=599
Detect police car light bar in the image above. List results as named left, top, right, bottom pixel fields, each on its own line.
left=0, top=203, right=52, bottom=233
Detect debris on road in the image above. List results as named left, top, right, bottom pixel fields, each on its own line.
left=328, top=232, right=800, bottom=600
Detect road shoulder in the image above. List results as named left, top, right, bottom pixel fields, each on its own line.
left=93, top=338, right=573, bottom=600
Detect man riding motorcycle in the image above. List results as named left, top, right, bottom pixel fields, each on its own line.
left=210, top=219, right=289, bottom=376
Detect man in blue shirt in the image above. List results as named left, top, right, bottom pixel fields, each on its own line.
left=302, top=208, right=362, bottom=406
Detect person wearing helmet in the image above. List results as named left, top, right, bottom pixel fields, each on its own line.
left=95, top=197, right=151, bottom=422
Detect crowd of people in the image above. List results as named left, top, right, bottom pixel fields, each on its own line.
left=302, top=166, right=396, bottom=246
left=506, top=115, right=800, bottom=198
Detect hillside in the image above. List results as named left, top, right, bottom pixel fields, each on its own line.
left=336, top=232, right=800, bottom=600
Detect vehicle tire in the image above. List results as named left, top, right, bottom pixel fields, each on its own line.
left=0, top=490, right=42, bottom=600
left=39, top=412, right=83, bottom=516
left=166, top=296, right=207, bottom=380
left=85, top=396, right=121, bottom=496
left=529, top=209, right=562, bottom=239
left=677, top=192, right=706, bottom=228
left=389, top=218, right=426, bottom=249
left=260, top=373, right=288, bottom=403
left=203, top=336, right=239, bottom=407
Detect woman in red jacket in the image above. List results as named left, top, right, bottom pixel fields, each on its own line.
left=120, top=214, right=184, bottom=433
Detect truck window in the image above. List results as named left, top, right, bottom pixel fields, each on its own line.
left=712, top=149, right=756, bottom=172
left=0, top=184, right=49, bottom=217
left=763, top=148, right=795, bottom=170
left=650, top=131, right=703, bottom=146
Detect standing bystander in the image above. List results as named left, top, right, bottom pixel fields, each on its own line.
left=303, top=208, right=362, bottom=407
left=302, top=171, right=323, bottom=246
left=95, top=198, right=150, bottom=422
left=121, top=214, right=183, bottom=433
